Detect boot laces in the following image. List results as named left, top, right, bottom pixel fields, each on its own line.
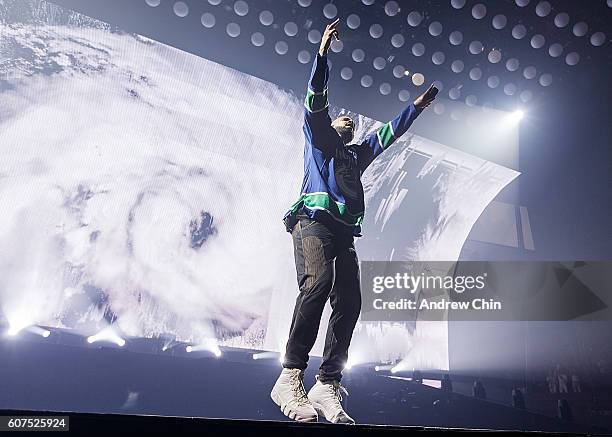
left=289, top=370, right=310, bottom=406
left=317, top=376, right=349, bottom=408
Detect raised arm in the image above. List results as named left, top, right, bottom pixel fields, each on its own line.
left=356, top=84, right=438, bottom=171
left=303, top=20, right=340, bottom=153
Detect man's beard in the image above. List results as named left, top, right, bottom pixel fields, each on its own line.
left=334, top=126, right=354, bottom=145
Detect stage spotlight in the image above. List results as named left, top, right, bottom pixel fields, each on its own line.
left=28, top=326, right=51, bottom=338
left=87, top=327, right=126, bottom=347
left=185, top=340, right=222, bottom=357
left=504, top=110, right=525, bottom=125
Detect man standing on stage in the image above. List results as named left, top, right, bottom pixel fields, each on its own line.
left=271, top=19, right=438, bottom=424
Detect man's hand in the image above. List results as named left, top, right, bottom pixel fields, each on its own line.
left=319, top=18, right=340, bottom=57
left=413, top=84, right=439, bottom=110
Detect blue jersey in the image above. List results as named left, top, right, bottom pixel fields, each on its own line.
left=283, top=53, right=423, bottom=236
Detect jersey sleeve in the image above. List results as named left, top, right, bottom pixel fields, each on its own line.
left=356, top=103, right=423, bottom=171
left=303, top=53, right=336, bottom=154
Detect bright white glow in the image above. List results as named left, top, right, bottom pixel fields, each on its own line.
left=184, top=339, right=221, bottom=357
left=391, top=366, right=399, bottom=374
left=501, top=109, right=525, bottom=126
left=27, top=326, right=51, bottom=338
left=252, top=351, right=281, bottom=361
left=86, top=327, right=126, bottom=347
left=7, top=326, right=23, bottom=336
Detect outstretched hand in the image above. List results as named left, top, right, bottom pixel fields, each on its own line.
left=319, top=18, right=340, bottom=57
left=413, top=84, right=439, bottom=110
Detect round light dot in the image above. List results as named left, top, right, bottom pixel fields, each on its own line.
left=512, top=24, right=527, bottom=39
left=208, top=0, right=221, bottom=4
left=145, top=0, right=161, bottom=7
left=347, top=14, right=361, bottom=30
left=506, top=58, right=520, bottom=72
left=234, top=0, right=249, bottom=16
left=487, top=75, right=500, bottom=88
left=391, top=34, right=405, bottom=48
left=399, top=90, right=411, bottom=102
left=362, top=0, right=375, bottom=4
left=275, top=41, right=288, bottom=55
left=251, top=32, right=265, bottom=46
left=432, top=51, right=445, bottom=65
left=608, top=0, right=612, bottom=7
left=451, top=60, right=464, bottom=73
left=298, top=0, right=312, bottom=6
left=407, top=11, right=423, bottom=26
left=535, top=1, right=551, bottom=17
left=432, top=80, right=444, bottom=92
left=308, top=29, right=321, bottom=44
left=352, top=49, right=365, bottom=62
left=434, top=103, right=445, bottom=115
left=412, top=43, right=425, bottom=57
left=504, top=83, right=517, bottom=96
left=380, top=82, right=392, bottom=95
left=531, top=34, right=545, bottom=49
left=173, top=1, right=189, bottom=17
left=284, top=22, right=298, bottom=37
left=465, top=95, right=477, bottom=106
left=469, top=40, right=484, bottom=54
left=451, top=0, right=466, bottom=9
left=361, top=75, right=373, bottom=88
left=330, top=39, right=343, bottom=53
left=548, top=43, right=563, bottom=57
left=565, top=52, right=580, bottom=66
left=472, top=4, right=487, bottom=19
left=449, top=31, right=463, bottom=46
left=385, top=1, right=400, bottom=16
left=449, top=87, right=461, bottom=100
left=591, top=32, right=606, bottom=47
left=554, top=12, right=569, bottom=28
left=373, top=57, right=387, bottom=70
left=520, top=90, right=533, bottom=103
left=370, top=24, right=383, bottom=38
left=573, top=22, right=588, bottom=37
left=469, top=67, right=482, bottom=80
left=323, top=3, right=338, bottom=19
left=341, top=67, right=353, bottom=80
left=523, top=66, right=537, bottom=79
left=298, top=50, right=311, bottom=64
left=539, top=73, right=552, bottom=86
left=492, top=14, right=507, bottom=30
left=515, top=0, right=530, bottom=6
left=488, top=49, right=502, bottom=63
left=450, top=110, right=462, bottom=121
left=201, top=12, right=216, bottom=28
left=412, top=73, right=425, bottom=86
left=393, top=65, right=406, bottom=78
left=226, top=22, right=241, bottom=38
left=259, top=10, right=273, bottom=26
left=429, top=21, right=443, bottom=36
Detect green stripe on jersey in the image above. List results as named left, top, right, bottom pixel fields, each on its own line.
left=288, top=192, right=363, bottom=226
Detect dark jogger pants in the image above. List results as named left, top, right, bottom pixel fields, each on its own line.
left=283, top=214, right=361, bottom=383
